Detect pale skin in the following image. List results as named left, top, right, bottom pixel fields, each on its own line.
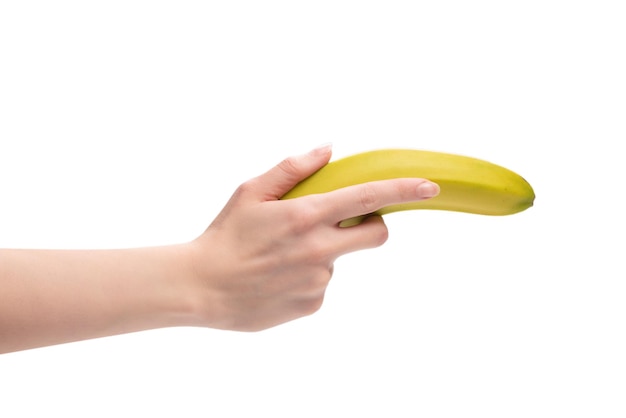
left=0, top=144, right=439, bottom=354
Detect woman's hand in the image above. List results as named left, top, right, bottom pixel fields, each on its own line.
left=187, top=144, right=439, bottom=331
left=0, top=145, right=438, bottom=353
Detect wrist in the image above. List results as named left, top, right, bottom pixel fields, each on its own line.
left=152, top=243, right=208, bottom=329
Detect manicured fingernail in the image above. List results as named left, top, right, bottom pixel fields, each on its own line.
left=416, top=181, right=440, bottom=198
left=310, top=142, right=333, bottom=155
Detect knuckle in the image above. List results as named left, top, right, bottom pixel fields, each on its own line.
left=285, top=201, right=321, bottom=233
left=398, top=180, right=419, bottom=201
left=235, top=179, right=258, bottom=197
left=277, top=156, right=301, bottom=178
left=372, top=224, right=389, bottom=247
left=313, top=268, right=333, bottom=288
left=300, top=295, right=325, bottom=316
left=359, top=184, right=382, bottom=213
left=360, top=216, right=389, bottom=248
left=305, top=236, right=332, bottom=264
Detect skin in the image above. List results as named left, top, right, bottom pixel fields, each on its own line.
left=0, top=144, right=439, bottom=354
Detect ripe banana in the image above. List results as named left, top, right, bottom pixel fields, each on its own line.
left=280, top=148, right=535, bottom=225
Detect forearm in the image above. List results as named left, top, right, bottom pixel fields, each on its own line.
left=0, top=245, right=199, bottom=353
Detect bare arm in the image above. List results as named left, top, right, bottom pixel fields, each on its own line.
left=0, top=245, right=197, bottom=353
left=0, top=145, right=439, bottom=353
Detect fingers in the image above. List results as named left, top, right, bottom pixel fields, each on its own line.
left=315, top=178, right=440, bottom=224
left=314, top=215, right=394, bottom=258
left=247, top=144, right=333, bottom=201
left=328, top=214, right=390, bottom=255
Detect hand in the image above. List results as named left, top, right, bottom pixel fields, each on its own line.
left=0, top=145, right=439, bottom=353
left=187, top=144, right=440, bottom=331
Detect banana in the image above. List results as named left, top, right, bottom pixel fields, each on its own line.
left=280, top=148, right=535, bottom=225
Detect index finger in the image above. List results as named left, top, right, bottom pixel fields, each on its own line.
left=314, top=178, right=440, bottom=225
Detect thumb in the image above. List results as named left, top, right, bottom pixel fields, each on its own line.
left=253, top=144, right=333, bottom=201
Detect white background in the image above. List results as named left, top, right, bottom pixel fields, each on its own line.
left=1, top=1, right=624, bottom=417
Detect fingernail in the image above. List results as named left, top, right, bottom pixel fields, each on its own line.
left=416, top=181, right=440, bottom=198
left=310, top=142, right=333, bottom=155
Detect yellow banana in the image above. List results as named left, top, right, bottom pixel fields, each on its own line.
left=281, top=148, right=535, bottom=225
